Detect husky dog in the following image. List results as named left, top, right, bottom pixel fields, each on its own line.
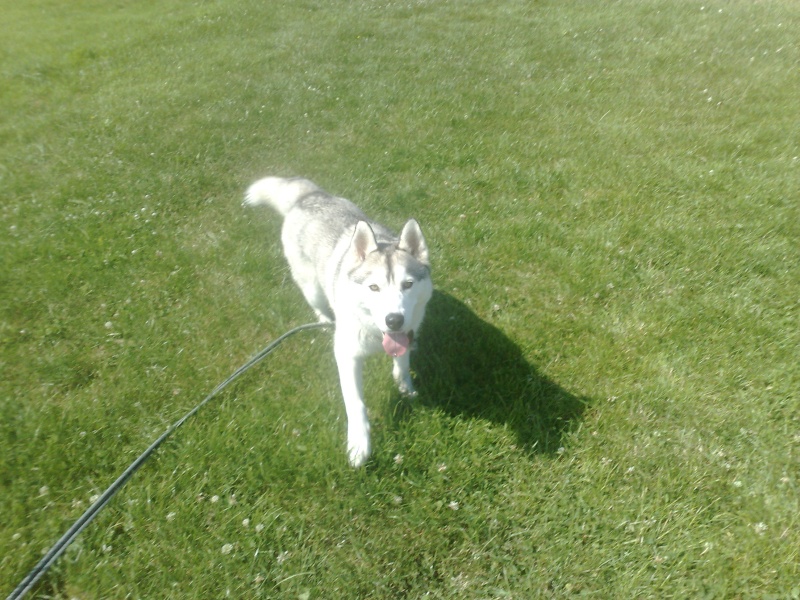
left=244, top=177, right=433, bottom=467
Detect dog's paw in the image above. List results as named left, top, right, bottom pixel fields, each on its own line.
left=398, top=382, right=418, bottom=398
left=315, top=312, right=334, bottom=324
left=347, top=430, right=371, bottom=468
left=348, top=442, right=371, bottom=468
left=395, top=375, right=417, bottom=398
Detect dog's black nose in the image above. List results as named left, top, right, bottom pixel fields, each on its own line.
left=385, top=313, right=404, bottom=332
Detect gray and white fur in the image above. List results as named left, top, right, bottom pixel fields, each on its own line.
left=244, top=177, right=433, bottom=466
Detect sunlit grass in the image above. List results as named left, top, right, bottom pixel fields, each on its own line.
left=2, top=0, right=799, bottom=597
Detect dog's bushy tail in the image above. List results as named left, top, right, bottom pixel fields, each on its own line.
left=244, top=176, right=320, bottom=216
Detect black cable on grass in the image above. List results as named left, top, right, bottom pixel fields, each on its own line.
left=7, top=321, right=330, bottom=600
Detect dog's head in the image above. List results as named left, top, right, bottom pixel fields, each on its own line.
left=347, top=219, right=433, bottom=356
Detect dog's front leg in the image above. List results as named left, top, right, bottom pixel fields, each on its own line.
left=334, top=344, right=370, bottom=467
left=392, top=352, right=416, bottom=397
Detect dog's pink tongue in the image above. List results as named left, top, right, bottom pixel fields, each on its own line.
left=382, top=331, right=410, bottom=357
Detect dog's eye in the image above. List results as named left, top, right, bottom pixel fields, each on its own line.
left=402, top=281, right=414, bottom=290
left=369, top=284, right=380, bottom=292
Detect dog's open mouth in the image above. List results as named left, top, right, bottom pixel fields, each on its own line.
left=382, top=330, right=413, bottom=357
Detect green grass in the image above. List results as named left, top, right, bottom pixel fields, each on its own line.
left=2, top=0, right=799, bottom=597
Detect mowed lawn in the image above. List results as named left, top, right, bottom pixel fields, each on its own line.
left=1, top=0, right=798, bottom=597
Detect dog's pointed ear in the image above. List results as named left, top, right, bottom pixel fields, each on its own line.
left=398, top=219, right=429, bottom=265
left=350, top=221, right=378, bottom=262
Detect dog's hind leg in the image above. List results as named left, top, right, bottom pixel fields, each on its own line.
left=282, top=249, right=334, bottom=322
left=307, top=294, right=334, bottom=323
left=294, top=280, right=334, bottom=323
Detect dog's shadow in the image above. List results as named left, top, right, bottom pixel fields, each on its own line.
left=408, top=291, right=589, bottom=455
